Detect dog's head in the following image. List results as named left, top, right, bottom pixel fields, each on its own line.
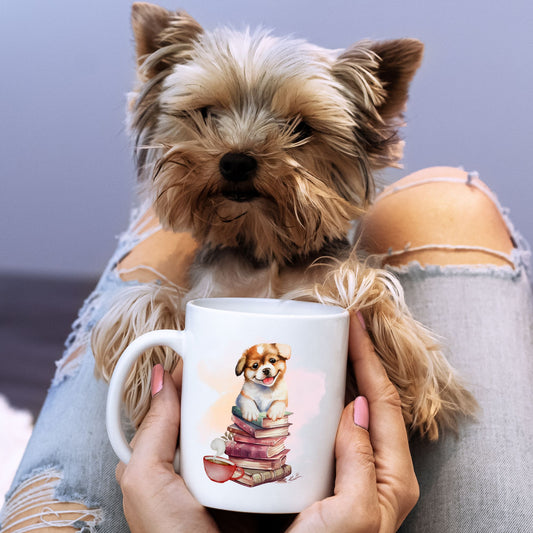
left=129, top=3, right=423, bottom=263
left=235, top=343, right=291, bottom=388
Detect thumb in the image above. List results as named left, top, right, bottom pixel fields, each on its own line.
left=129, top=364, right=181, bottom=467
left=334, top=398, right=377, bottom=507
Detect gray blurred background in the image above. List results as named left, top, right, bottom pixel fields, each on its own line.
left=1, top=0, right=532, bottom=278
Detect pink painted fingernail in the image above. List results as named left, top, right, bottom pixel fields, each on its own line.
left=151, top=364, right=164, bottom=397
left=353, top=396, right=369, bottom=430
left=356, top=311, right=366, bottom=330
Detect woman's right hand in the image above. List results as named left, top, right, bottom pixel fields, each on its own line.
left=287, top=311, right=419, bottom=532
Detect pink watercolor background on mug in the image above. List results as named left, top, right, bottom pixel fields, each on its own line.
left=197, top=357, right=327, bottom=463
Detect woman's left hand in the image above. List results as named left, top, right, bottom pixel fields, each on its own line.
left=115, top=363, right=219, bottom=533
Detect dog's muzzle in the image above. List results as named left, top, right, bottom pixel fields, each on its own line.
left=219, top=152, right=260, bottom=202
left=219, top=152, right=257, bottom=182
left=254, top=367, right=279, bottom=387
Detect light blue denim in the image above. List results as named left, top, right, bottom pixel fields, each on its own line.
left=2, top=176, right=532, bottom=532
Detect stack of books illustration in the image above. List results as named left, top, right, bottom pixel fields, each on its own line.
left=226, top=406, right=292, bottom=487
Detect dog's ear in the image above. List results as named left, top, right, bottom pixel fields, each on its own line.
left=365, top=39, right=424, bottom=121
left=334, top=38, right=423, bottom=120
left=333, top=39, right=423, bottom=170
left=131, top=3, right=172, bottom=62
left=235, top=353, right=247, bottom=376
left=274, top=343, right=291, bottom=360
left=131, top=3, right=203, bottom=78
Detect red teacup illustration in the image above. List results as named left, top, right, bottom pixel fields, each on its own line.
left=203, top=455, right=244, bottom=483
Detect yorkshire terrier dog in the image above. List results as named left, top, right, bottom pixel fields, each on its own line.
left=92, top=2, right=476, bottom=440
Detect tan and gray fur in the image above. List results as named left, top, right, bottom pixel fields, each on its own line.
left=92, top=2, right=477, bottom=440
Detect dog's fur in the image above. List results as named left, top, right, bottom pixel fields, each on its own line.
left=92, top=2, right=477, bottom=439
left=235, top=343, right=290, bottom=422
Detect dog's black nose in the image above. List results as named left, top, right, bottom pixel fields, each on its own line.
left=263, top=368, right=271, bottom=376
left=219, top=152, right=257, bottom=182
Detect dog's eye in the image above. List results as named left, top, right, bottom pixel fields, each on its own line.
left=162, top=110, right=189, bottom=120
left=252, top=363, right=259, bottom=369
left=269, top=358, right=277, bottom=364
left=199, top=106, right=215, bottom=122
left=291, top=117, right=312, bottom=143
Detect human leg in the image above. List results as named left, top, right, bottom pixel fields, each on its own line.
left=0, top=204, right=196, bottom=532
left=358, top=167, right=533, bottom=532
left=358, top=166, right=516, bottom=267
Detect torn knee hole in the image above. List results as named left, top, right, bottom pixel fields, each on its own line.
left=359, top=173, right=516, bottom=268
left=115, top=263, right=173, bottom=284
left=382, top=244, right=515, bottom=268
left=115, top=229, right=197, bottom=287
left=1, top=469, right=102, bottom=532
left=54, top=344, right=86, bottom=381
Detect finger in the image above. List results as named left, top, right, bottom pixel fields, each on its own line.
left=127, top=360, right=182, bottom=452
left=129, top=365, right=181, bottom=467
left=349, top=312, right=413, bottom=474
left=333, top=400, right=378, bottom=512
left=349, top=311, right=396, bottom=401
left=171, top=356, right=183, bottom=398
left=115, top=461, right=126, bottom=484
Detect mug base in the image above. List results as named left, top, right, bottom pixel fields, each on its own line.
left=208, top=507, right=298, bottom=530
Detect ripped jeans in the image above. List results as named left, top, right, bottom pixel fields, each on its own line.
left=1, top=167, right=532, bottom=532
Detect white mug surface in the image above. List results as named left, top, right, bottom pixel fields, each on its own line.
left=107, top=297, right=349, bottom=513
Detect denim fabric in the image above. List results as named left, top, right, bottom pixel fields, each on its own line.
left=396, top=264, right=533, bottom=532
left=0, top=204, right=156, bottom=532
left=2, top=190, right=532, bottom=532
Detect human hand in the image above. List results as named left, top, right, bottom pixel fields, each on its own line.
left=287, top=311, right=419, bottom=533
left=115, top=363, right=219, bottom=533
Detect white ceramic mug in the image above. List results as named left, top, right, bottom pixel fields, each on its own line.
left=106, top=297, right=349, bottom=514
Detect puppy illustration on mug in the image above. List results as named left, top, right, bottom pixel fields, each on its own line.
left=236, top=342, right=291, bottom=421
left=203, top=343, right=295, bottom=487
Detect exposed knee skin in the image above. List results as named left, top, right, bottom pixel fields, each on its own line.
left=92, top=210, right=195, bottom=428
left=116, top=208, right=198, bottom=287
left=358, top=166, right=514, bottom=267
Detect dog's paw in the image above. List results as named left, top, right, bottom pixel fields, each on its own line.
left=267, top=401, right=286, bottom=421
left=242, top=404, right=260, bottom=421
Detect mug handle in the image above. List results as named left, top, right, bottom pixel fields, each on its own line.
left=106, top=329, right=187, bottom=471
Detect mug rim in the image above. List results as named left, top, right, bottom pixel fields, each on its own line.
left=188, top=297, right=348, bottom=319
